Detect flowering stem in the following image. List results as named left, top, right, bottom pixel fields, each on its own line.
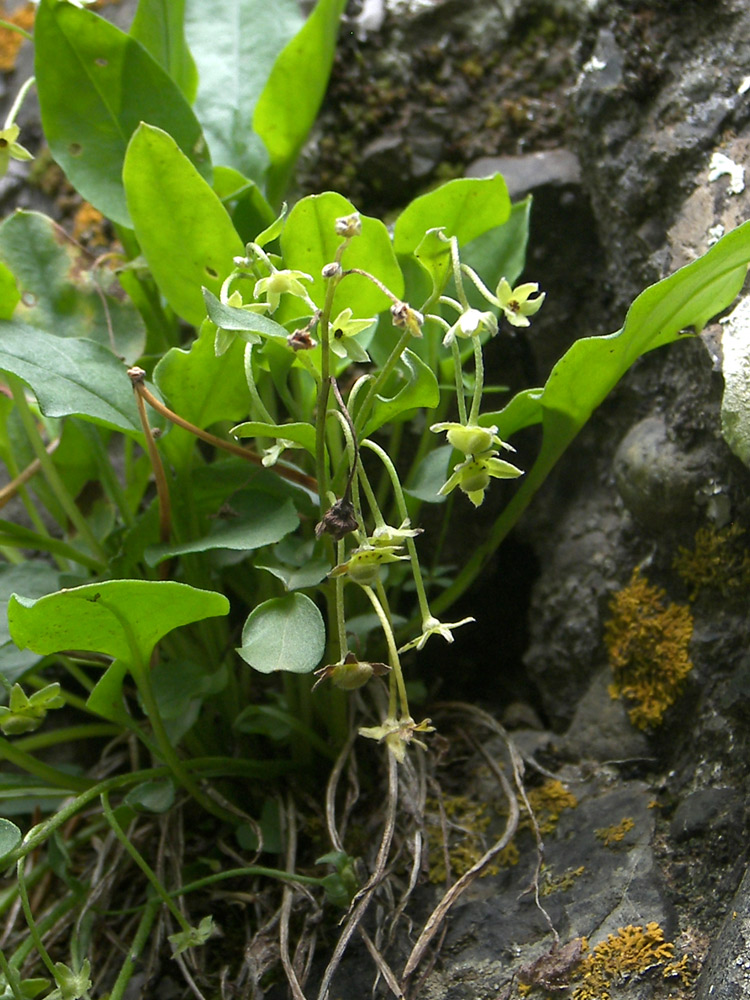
left=468, top=335, right=485, bottom=425
left=361, top=584, right=409, bottom=719
left=3, top=76, right=34, bottom=129
left=451, top=337, right=467, bottom=424
left=315, top=275, right=340, bottom=514
left=334, top=540, right=348, bottom=660
left=450, top=236, right=469, bottom=311
left=362, top=439, right=431, bottom=623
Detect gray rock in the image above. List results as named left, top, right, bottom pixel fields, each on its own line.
left=466, top=149, right=581, bottom=200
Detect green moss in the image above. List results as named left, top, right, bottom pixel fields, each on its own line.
left=674, top=523, right=750, bottom=599
left=539, top=864, right=585, bottom=896
left=604, top=569, right=693, bottom=730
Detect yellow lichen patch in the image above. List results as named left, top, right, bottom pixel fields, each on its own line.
left=425, top=795, right=499, bottom=883
left=526, top=779, right=578, bottom=834
left=571, top=922, right=677, bottom=1000
left=0, top=3, right=35, bottom=73
left=604, top=569, right=693, bottom=729
left=673, top=523, right=750, bottom=599
left=540, top=864, right=585, bottom=896
left=594, top=816, right=635, bottom=847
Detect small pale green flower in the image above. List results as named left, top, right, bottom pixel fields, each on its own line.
left=261, top=438, right=301, bottom=467
left=442, top=307, right=498, bottom=347
left=494, top=278, right=545, bottom=328
left=0, top=124, right=33, bottom=178
left=439, top=450, right=523, bottom=507
left=330, top=307, right=376, bottom=361
left=253, top=269, right=313, bottom=313
left=359, top=715, right=434, bottom=762
left=369, top=518, right=423, bottom=547
left=0, top=682, right=64, bottom=736
left=330, top=544, right=409, bottom=586
left=399, top=614, right=475, bottom=653
left=430, top=421, right=514, bottom=457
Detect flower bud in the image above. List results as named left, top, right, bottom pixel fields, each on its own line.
left=335, top=212, right=362, bottom=238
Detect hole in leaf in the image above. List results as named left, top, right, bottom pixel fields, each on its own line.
left=95, top=57, right=108, bottom=67
left=205, top=266, right=218, bottom=278
left=69, top=142, right=82, bottom=156
left=21, top=291, right=37, bottom=307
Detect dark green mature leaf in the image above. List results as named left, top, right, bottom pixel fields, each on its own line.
left=8, top=581, right=229, bottom=673
left=393, top=175, right=511, bottom=257
left=145, top=491, right=299, bottom=566
left=0, top=322, right=142, bottom=436
left=185, top=0, right=302, bottom=183
left=130, top=0, right=198, bottom=101
left=361, top=349, right=440, bottom=437
left=237, top=593, right=325, bottom=674
left=255, top=0, right=347, bottom=204
left=123, top=124, right=244, bottom=325
left=0, top=211, right=145, bottom=363
left=281, top=192, right=404, bottom=318
left=35, top=0, right=210, bottom=227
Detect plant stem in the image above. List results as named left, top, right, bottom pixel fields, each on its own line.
left=353, top=328, right=413, bottom=437
left=3, top=75, right=34, bottom=126
left=361, top=585, right=409, bottom=719
left=108, top=900, right=159, bottom=1000
left=451, top=338, right=467, bottom=424
left=16, top=860, right=57, bottom=979
left=468, top=335, right=485, bottom=425
left=0, top=734, right=91, bottom=792
left=100, top=790, right=192, bottom=932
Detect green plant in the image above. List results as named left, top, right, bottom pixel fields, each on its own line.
left=0, top=0, right=748, bottom=995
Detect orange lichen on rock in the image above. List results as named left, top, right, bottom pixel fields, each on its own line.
left=604, top=569, right=693, bottom=729
left=673, top=523, right=750, bottom=599
left=0, top=3, right=35, bottom=73
left=572, top=922, right=676, bottom=1000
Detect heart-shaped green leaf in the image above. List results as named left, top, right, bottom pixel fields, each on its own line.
left=8, top=581, right=229, bottom=674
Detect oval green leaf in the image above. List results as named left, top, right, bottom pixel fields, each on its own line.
left=130, top=0, right=198, bottom=101
left=281, top=192, right=404, bottom=317
left=237, top=593, right=325, bottom=674
left=124, top=124, right=244, bottom=325
left=393, top=175, right=511, bottom=257
left=35, top=0, right=210, bottom=227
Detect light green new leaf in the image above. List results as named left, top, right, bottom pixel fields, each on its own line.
left=254, top=0, right=348, bottom=204
left=185, top=0, right=302, bottom=182
left=35, top=0, right=210, bottom=227
left=145, top=491, right=299, bottom=566
left=0, top=211, right=146, bottom=364
left=0, top=322, right=142, bottom=436
left=130, top=0, right=198, bottom=102
left=393, top=175, right=511, bottom=257
left=0, top=563, right=64, bottom=681
left=281, top=192, right=404, bottom=317
left=230, top=421, right=316, bottom=457
left=0, top=818, right=21, bottom=863
left=124, top=124, right=244, bottom=325
left=202, top=287, right=290, bottom=340
left=361, top=349, right=440, bottom=437
left=238, top=593, right=325, bottom=674
left=8, top=581, right=229, bottom=674
left=431, top=219, right=750, bottom=614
